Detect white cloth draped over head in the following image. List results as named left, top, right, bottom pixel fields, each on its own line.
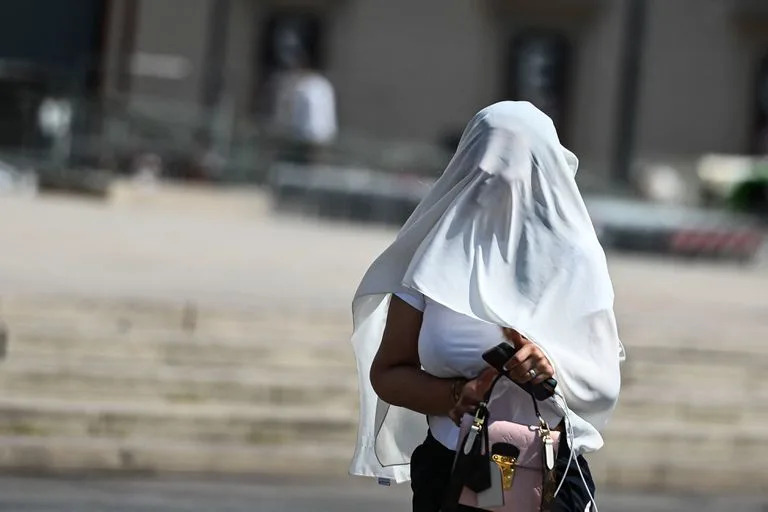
left=349, top=101, right=625, bottom=484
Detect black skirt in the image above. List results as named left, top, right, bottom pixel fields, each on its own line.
left=410, top=431, right=596, bottom=512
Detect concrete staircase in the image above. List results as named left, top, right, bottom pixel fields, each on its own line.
left=0, top=295, right=359, bottom=477
left=0, top=294, right=765, bottom=492
left=592, top=345, right=768, bottom=491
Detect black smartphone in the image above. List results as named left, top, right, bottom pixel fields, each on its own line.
left=481, top=342, right=557, bottom=400
left=482, top=342, right=518, bottom=371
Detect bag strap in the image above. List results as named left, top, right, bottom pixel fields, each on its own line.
left=530, top=393, right=551, bottom=431
left=482, top=373, right=552, bottom=432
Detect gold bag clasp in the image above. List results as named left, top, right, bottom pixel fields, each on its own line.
left=491, top=454, right=517, bottom=490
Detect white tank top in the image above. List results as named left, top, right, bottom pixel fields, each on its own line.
left=396, top=292, right=563, bottom=449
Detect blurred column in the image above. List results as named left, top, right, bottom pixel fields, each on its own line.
left=101, top=0, right=140, bottom=98
left=220, top=0, right=255, bottom=118
left=116, top=0, right=140, bottom=95
left=611, top=0, right=648, bottom=184
left=202, top=0, right=233, bottom=179
left=202, top=0, right=231, bottom=109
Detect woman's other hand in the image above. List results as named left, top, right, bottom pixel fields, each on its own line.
left=501, top=328, right=555, bottom=385
left=448, top=368, right=497, bottom=426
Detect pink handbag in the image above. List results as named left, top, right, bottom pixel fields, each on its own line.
left=444, top=376, right=560, bottom=512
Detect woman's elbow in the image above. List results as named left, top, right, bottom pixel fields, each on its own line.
left=369, top=361, right=388, bottom=401
left=369, top=361, right=402, bottom=405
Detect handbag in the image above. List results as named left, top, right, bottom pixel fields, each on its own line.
left=443, top=375, right=561, bottom=512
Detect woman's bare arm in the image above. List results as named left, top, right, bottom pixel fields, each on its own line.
left=369, top=296, right=458, bottom=416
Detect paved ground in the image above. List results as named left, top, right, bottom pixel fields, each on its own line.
left=0, top=476, right=765, bottom=512
left=0, top=193, right=390, bottom=311
left=1, top=193, right=766, bottom=314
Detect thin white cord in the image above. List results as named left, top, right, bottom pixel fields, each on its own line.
left=552, top=393, right=575, bottom=497
left=552, top=392, right=599, bottom=512
left=575, top=454, right=598, bottom=512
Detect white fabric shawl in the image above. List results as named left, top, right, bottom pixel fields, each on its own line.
left=349, top=101, right=625, bottom=484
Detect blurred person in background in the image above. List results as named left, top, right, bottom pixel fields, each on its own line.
left=131, top=153, right=162, bottom=191
left=349, top=102, right=624, bottom=511
left=268, top=21, right=337, bottom=164
left=190, top=131, right=226, bottom=181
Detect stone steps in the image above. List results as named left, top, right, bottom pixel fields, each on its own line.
left=613, top=397, right=768, bottom=428
left=0, top=419, right=763, bottom=492
left=619, top=361, right=768, bottom=405
left=5, top=294, right=766, bottom=355
left=4, top=353, right=761, bottom=412
left=8, top=321, right=765, bottom=376
left=0, top=397, right=357, bottom=446
left=590, top=420, right=767, bottom=492
left=9, top=322, right=768, bottom=361
left=0, top=360, right=357, bottom=407
left=7, top=339, right=354, bottom=370
left=6, top=318, right=349, bottom=351
left=0, top=435, right=353, bottom=476
left=0, top=296, right=349, bottom=336
left=4, top=309, right=353, bottom=371
left=1, top=293, right=765, bottom=492
left=5, top=351, right=761, bottom=428
left=5, top=322, right=762, bottom=440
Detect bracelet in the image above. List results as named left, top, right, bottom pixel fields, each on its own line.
left=450, top=378, right=467, bottom=404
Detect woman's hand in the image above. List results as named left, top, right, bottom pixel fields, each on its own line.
left=501, top=328, right=555, bottom=385
left=448, top=368, right=497, bottom=426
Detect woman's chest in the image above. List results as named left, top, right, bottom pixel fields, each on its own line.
left=417, top=300, right=504, bottom=378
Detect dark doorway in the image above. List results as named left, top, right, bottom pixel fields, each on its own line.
left=504, top=30, right=572, bottom=140
left=0, top=0, right=106, bottom=94
left=0, top=0, right=107, bottom=153
left=752, top=53, right=768, bottom=154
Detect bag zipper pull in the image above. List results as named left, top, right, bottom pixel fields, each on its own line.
left=543, top=432, right=555, bottom=471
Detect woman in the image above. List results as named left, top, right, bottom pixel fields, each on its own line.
left=349, top=102, right=624, bottom=511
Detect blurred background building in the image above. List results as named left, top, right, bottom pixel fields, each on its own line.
left=108, top=0, right=768, bottom=181
left=3, top=0, right=768, bottom=187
